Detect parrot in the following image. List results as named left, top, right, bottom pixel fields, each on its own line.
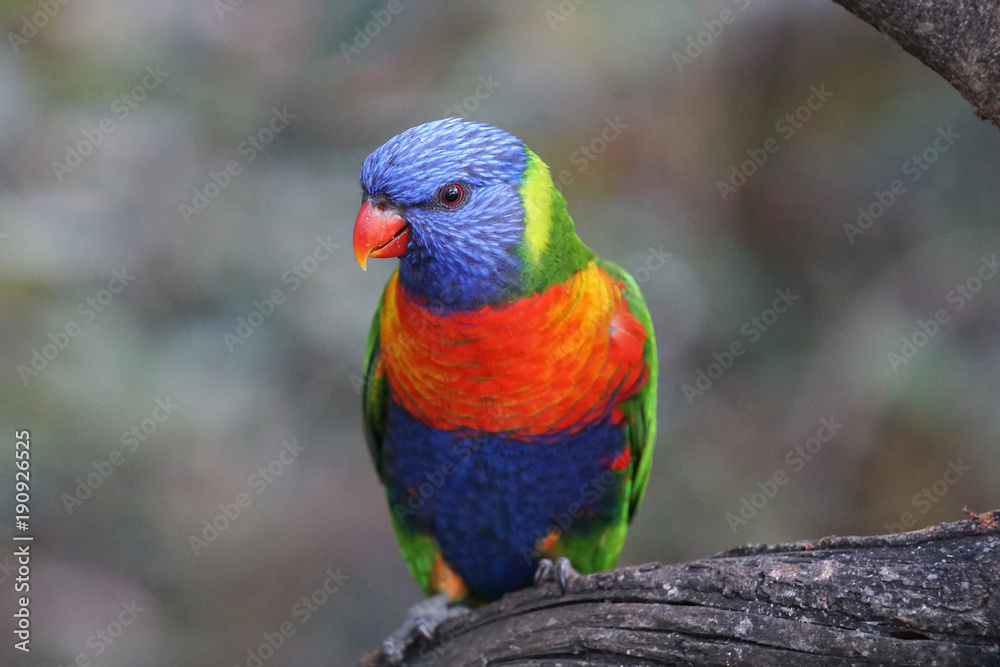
left=352, top=118, right=657, bottom=653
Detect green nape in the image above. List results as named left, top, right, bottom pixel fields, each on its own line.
left=517, top=149, right=596, bottom=296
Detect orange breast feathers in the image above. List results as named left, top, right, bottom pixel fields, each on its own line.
left=379, top=263, right=648, bottom=437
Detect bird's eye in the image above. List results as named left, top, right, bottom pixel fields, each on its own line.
left=439, top=183, right=465, bottom=207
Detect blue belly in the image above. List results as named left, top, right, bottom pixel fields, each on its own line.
left=382, top=399, right=625, bottom=600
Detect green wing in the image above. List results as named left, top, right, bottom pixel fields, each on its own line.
left=597, top=259, right=658, bottom=522
left=361, top=275, right=391, bottom=483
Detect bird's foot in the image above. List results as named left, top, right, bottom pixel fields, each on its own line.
left=381, top=594, right=469, bottom=664
left=533, top=556, right=580, bottom=593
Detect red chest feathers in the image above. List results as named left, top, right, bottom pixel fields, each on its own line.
left=379, top=263, right=648, bottom=438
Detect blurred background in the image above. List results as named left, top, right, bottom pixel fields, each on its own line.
left=1, top=1, right=998, bottom=665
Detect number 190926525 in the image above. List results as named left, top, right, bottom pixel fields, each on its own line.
left=15, top=430, right=30, bottom=525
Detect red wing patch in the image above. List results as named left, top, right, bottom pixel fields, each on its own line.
left=609, top=445, right=632, bottom=471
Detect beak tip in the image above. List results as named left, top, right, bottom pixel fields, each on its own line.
left=353, top=199, right=408, bottom=271
left=353, top=242, right=368, bottom=271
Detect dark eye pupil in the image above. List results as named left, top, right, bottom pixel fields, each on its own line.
left=441, top=184, right=463, bottom=206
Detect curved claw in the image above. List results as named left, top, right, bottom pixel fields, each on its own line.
left=533, top=558, right=555, bottom=587
left=380, top=594, right=469, bottom=664
left=533, top=556, right=580, bottom=594
left=416, top=622, right=436, bottom=641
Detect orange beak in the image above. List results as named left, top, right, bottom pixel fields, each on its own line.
left=352, top=200, right=410, bottom=271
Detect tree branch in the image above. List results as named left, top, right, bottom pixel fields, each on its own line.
left=831, top=0, right=1000, bottom=127
left=360, top=511, right=1000, bottom=666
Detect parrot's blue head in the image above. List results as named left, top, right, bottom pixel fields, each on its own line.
left=354, top=118, right=530, bottom=309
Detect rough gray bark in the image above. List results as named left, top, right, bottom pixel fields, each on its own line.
left=831, top=0, right=1000, bottom=127
left=360, top=511, right=1000, bottom=666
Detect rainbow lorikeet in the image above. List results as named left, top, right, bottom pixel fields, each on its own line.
left=353, top=118, right=657, bottom=637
